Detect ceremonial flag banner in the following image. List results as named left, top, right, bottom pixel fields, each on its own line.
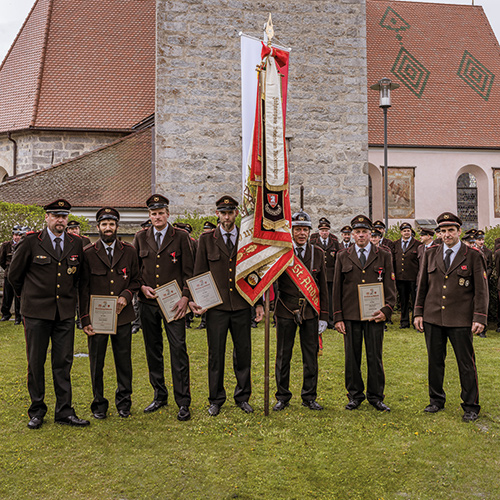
left=237, top=37, right=320, bottom=314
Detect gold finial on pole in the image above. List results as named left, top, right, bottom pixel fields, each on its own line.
left=265, top=13, right=274, bottom=46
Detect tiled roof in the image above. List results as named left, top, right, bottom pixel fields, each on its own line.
left=0, top=0, right=155, bottom=133
left=367, top=0, right=500, bottom=148
left=0, top=127, right=152, bottom=208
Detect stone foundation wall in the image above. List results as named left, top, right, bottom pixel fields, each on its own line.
left=0, top=130, right=126, bottom=176
left=156, top=0, right=368, bottom=231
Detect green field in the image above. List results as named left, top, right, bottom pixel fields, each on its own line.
left=1, top=316, right=499, bottom=499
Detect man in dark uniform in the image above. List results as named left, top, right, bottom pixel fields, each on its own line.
left=393, top=222, right=421, bottom=328
left=0, top=225, right=23, bottom=324
left=8, top=199, right=90, bottom=429
left=339, top=226, right=352, bottom=250
left=272, top=210, right=328, bottom=412
left=474, top=230, right=493, bottom=338
left=310, top=217, right=339, bottom=329
left=417, top=228, right=435, bottom=263
left=80, top=207, right=141, bottom=419
left=66, top=220, right=91, bottom=247
left=373, top=220, right=394, bottom=252
left=414, top=212, right=488, bottom=422
left=333, top=215, right=396, bottom=412
left=133, top=194, right=194, bottom=422
left=190, top=196, right=263, bottom=416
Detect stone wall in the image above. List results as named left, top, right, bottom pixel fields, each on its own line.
left=0, top=130, right=126, bottom=176
left=156, top=0, right=368, bottom=231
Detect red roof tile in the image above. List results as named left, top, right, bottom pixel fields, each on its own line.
left=0, top=127, right=152, bottom=207
left=0, top=0, right=155, bottom=133
left=367, top=0, right=500, bottom=148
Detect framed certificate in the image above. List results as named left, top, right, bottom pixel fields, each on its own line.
left=187, top=271, right=223, bottom=311
left=156, top=280, right=183, bottom=323
left=90, top=295, right=118, bottom=334
left=358, top=283, right=385, bottom=321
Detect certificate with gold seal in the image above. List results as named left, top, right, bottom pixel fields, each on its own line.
left=187, top=271, right=223, bottom=311
left=90, top=295, right=118, bottom=334
left=358, top=283, right=385, bottom=321
left=156, top=280, right=183, bottom=323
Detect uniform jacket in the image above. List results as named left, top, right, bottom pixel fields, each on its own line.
left=393, top=237, right=421, bottom=281
left=495, top=248, right=500, bottom=287
left=132, top=224, right=194, bottom=305
left=414, top=242, right=488, bottom=327
left=333, top=244, right=396, bottom=323
left=79, top=239, right=141, bottom=327
left=194, top=226, right=252, bottom=312
left=0, top=240, right=17, bottom=271
left=338, top=241, right=353, bottom=252
left=480, top=246, right=493, bottom=279
left=8, top=229, right=84, bottom=321
left=310, top=232, right=340, bottom=282
left=275, top=243, right=329, bottom=322
left=381, top=237, right=395, bottom=252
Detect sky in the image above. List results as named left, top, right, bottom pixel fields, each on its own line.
left=1, top=0, right=500, bottom=63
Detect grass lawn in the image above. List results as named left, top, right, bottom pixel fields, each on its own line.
left=1, top=315, right=500, bottom=499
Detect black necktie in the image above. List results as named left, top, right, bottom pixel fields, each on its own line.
left=403, top=240, right=408, bottom=252
left=54, top=237, right=62, bottom=260
left=359, top=248, right=366, bottom=267
left=156, top=232, right=162, bottom=251
left=322, top=239, right=327, bottom=249
left=225, top=233, right=234, bottom=253
left=444, top=248, right=453, bottom=271
left=296, top=247, right=303, bottom=259
left=107, top=247, right=113, bottom=264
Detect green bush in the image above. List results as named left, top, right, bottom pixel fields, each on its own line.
left=484, top=225, right=500, bottom=250
left=174, top=211, right=241, bottom=239
left=0, top=201, right=89, bottom=243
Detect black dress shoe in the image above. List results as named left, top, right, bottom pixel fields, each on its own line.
left=345, top=399, right=362, bottom=410
left=0, top=315, right=11, bottom=321
left=302, top=400, right=324, bottom=410
left=118, top=409, right=131, bottom=418
left=237, top=401, right=254, bottom=413
left=27, top=416, right=43, bottom=429
left=143, top=400, right=168, bottom=413
left=177, top=406, right=191, bottom=421
left=131, top=326, right=140, bottom=334
left=463, top=411, right=479, bottom=422
left=208, top=403, right=220, bottom=416
left=424, top=404, right=442, bottom=413
left=371, top=401, right=390, bottom=412
left=272, top=400, right=289, bottom=411
left=399, top=324, right=410, bottom=329
left=479, top=332, right=486, bottom=338
left=56, top=415, right=90, bottom=427
left=14, top=318, right=22, bottom=325
left=93, top=411, right=107, bottom=420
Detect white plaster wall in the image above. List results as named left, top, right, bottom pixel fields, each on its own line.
left=368, top=147, right=500, bottom=229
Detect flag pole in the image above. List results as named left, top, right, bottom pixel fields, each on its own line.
left=264, top=288, right=271, bottom=416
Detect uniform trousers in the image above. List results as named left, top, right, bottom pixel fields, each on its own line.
left=24, top=315, right=76, bottom=419
left=396, top=280, right=416, bottom=327
left=206, top=308, right=252, bottom=406
left=275, top=316, right=319, bottom=403
left=2, top=276, right=20, bottom=320
left=140, top=301, right=191, bottom=407
left=343, top=320, right=385, bottom=403
left=88, top=323, right=133, bottom=413
left=424, top=322, right=480, bottom=413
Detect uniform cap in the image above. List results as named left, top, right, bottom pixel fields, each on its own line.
left=351, top=215, right=372, bottom=231
left=400, top=222, right=412, bottom=231
left=292, top=210, right=312, bottom=228
left=436, top=212, right=462, bottom=228
left=147, top=194, right=169, bottom=210
left=419, top=228, right=434, bottom=237
left=318, top=217, right=331, bottom=229
left=371, top=229, right=382, bottom=237
left=216, top=196, right=239, bottom=212
left=67, top=220, right=80, bottom=228
left=141, top=219, right=152, bottom=229
left=44, top=198, right=71, bottom=215
left=373, top=220, right=386, bottom=230
left=203, top=220, right=217, bottom=230
left=475, top=230, right=485, bottom=239
left=12, top=224, right=23, bottom=235
left=340, top=225, right=352, bottom=233
left=96, top=207, right=120, bottom=222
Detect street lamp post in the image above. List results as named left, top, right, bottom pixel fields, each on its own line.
left=370, top=78, right=399, bottom=229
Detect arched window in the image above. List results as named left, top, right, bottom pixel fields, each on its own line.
left=457, top=173, right=477, bottom=231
